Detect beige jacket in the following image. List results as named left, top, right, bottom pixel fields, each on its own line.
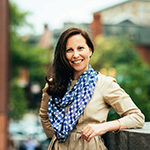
left=39, top=73, right=145, bottom=150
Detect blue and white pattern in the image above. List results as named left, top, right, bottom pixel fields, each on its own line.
left=48, top=65, right=98, bottom=142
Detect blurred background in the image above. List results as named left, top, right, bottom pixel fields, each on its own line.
left=0, top=0, right=150, bottom=149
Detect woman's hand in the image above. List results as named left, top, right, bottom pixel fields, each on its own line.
left=81, top=120, right=123, bottom=142
left=81, top=123, right=108, bottom=142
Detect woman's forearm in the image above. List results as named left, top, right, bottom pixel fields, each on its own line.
left=39, top=83, right=54, bottom=138
left=81, top=120, right=127, bottom=142
left=103, top=119, right=127, bottom=133
left=39, top=107, right=54, bottom=138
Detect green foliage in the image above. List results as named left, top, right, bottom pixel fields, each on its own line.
left=10, top=2, right=50, bottom=81
left=10, top=2, right=30, bottom=33
left=91, top=35, right=136, bottom=70
left=9, top=81, right=28, bottom=120
left=27, top=46, right=50, bottom=83
left=11, top=39, right=49, bottom=84
left=9, top=2, right=50, bottom=120
left=117, top=59, right=150, bottom=121
left=91, top=35, right=150, bottom=121
left=10, top=2, right=50, bottom=83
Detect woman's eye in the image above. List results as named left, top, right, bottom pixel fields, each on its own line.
left=78, top=46, right=84, bottom=50
left=66, top=48, right=73, bottom=53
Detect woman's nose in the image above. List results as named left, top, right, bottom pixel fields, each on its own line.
left=73, top=50, right=79, bottom=58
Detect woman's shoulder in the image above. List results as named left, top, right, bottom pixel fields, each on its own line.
left=96, top=72, right=117, bottom=89
left=97, top=72, right=116, bottom=83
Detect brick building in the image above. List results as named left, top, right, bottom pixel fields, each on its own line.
left=91, top=0, right=150, bottom=64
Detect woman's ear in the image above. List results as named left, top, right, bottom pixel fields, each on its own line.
left=89, top=48, right=93, bottom=58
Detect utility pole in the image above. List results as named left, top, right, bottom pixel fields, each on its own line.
left=0, top=0, right=9, bottom=149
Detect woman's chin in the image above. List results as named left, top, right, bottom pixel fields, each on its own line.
left=73, top=67, right=88, bottom=77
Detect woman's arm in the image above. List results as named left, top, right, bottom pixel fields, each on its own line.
left=103, top=77, right=145, bottom=129
left=81, top=77, right=145, bottom=142
left=81, top=119, right=126, bottom=142
left=39, top=83, right=54, bottom=138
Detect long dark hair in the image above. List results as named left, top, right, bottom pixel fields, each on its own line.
left=46, top=27, right=94, bottom=98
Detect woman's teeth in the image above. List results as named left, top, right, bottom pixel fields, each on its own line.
left=72, top=60, right=82, bottom=64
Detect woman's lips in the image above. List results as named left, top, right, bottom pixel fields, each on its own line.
left=71, top=59, right=83, bottom=64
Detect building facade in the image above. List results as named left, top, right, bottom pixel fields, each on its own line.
left=91, top=0, right=150, bottom=64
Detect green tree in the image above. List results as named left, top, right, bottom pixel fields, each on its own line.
left=91, top=35, right=137, bottom=70
left=9, top=81, right=28, bottom=120
left=10, top=2, right=50, bottom=120
left=91, top=35, right=150, bottom=121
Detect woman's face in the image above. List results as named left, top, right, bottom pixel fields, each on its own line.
left=65, top=34, right=92, bottom=79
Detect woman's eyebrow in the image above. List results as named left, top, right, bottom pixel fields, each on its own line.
left=66, top=47, right=72, bottom=49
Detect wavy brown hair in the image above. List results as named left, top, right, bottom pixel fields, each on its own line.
left=46, top=27, right=94, bottom=98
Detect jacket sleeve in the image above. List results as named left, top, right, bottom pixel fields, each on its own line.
left=103, top=77, right=145, bottom=129
left=39, top=83, right=54, bottom=138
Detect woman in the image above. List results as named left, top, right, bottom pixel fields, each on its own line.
left=39, top=27, right=145, bottom=150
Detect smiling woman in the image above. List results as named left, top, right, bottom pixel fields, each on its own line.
left=39, top=27, right=145, bottom=150
left=65, top=34, right=92, bottom=79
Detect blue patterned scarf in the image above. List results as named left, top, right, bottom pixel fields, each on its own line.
left=48, top=65, right=98, bottom=142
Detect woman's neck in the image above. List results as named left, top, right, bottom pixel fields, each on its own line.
left=73, top=66, right=89, bottom=80
left=73, top=71, right=82, bottom=80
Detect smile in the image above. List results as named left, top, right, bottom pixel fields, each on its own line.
left=71, top=60, right=83, bottom=64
